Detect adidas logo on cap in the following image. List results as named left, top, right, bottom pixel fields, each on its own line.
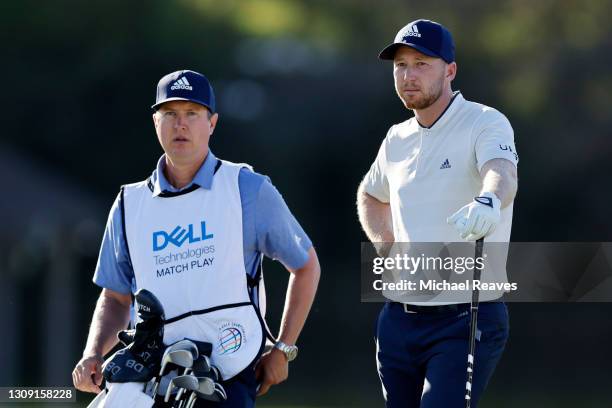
left=170, top=77, right=193, bottom=91
left=403, top=25, right=421, bottom=38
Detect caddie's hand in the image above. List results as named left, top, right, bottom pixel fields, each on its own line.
left=447, top=192, right=501, bottom=241
left=72, top=354, right=104, bottom=394
left=254, top=348, right=289, bottom=396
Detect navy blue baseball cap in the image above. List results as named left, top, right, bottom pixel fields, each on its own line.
left=152, top=70, right=216, bottom=112
left=378, top=19, right=455, bottom=63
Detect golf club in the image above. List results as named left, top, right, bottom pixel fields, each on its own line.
left=175, top=355, right=212, bottom=403
left=164, top=374, right=199, bottom=403
left=148, top=348, right=194, bottom=397
left=177, top=377, right=215, bottom=408
left=185, top=381, right=227, bottom=408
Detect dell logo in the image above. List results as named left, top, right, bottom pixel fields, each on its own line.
left=153, top=221, right=214, bottom=251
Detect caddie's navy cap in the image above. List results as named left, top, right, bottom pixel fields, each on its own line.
left=378, top=19, right=455, bottom=63
left=152, top=69, right=216, bottom=112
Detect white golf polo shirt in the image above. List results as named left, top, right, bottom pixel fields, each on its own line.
left=364, top=92, right=518, bottom=303
left=365, top=92, right=517, bottom=242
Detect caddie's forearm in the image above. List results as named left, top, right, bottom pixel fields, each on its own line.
left=479, top=158, right=518, bottom=209
left=357, top=182, right=394, bottom=243
left=277, top=248, right=320, bottom=345
left=83, top=289, right=131, bottom=358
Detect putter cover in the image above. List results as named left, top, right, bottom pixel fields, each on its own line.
left=102, top=348, right=156, bottom=383
left=103, top=290, right=166, bottom=383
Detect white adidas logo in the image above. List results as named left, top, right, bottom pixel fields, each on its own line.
left=170, top=77, right=193, bottom=91
left=403, top=25, right=421, bottom=38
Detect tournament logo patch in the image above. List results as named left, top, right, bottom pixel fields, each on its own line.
left=217, top=322, right=245, bottom=355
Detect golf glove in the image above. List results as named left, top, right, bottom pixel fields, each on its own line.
left=447, top=192, right=501, bottom=241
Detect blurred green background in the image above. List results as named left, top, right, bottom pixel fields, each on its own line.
left=1, top=0, right=612, bottom=407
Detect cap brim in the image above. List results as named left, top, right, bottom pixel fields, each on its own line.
left=378, top=42, right=441, bottom=60
left=151, top=97, right=214, bottom=112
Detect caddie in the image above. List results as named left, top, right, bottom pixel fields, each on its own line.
left=72, top=69, right=320, bottom=407
left=357, top=19, right=518, bottom=407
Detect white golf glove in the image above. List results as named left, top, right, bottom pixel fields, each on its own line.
left=447, top=192, right=501, bottom=241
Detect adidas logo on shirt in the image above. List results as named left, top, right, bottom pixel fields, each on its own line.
left=170, top=77, right=193, bottom=91
left=440, top=159, right=451, bottom=169
left=403, top=25, right=421, bottom=39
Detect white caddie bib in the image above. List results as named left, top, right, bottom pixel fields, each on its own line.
left=122, top=160, right=265, bottom=380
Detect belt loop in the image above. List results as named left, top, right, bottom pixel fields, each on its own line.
left=403, top=304, right=417, bottom=314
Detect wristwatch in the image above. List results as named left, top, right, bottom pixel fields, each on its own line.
left=274, top=341, right=298, bottom=362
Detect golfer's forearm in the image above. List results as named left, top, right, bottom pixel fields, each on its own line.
left=357, top=183, right=394, bottom=242
left=83, top=289, right=132, bottom=358
left=480, top=158, right=518, bottom=209
left=277, top=248, right=320, bottom=345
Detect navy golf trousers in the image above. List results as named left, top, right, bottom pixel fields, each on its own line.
left=375, top=302, right=509, bottom=408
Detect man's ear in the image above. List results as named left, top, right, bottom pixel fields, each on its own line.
left=447, top=62, right=457, bottom=81
left=209, top=113, right=219, bottom=134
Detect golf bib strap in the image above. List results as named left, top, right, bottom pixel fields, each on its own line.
left=123, top=160, right=265, bottom=380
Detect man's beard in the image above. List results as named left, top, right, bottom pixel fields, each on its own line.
left=399, top=77, right=444, bottom=110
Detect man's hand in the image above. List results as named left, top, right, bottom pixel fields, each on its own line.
left=72, top=354, right=104, bottom=394
left=447, top=192, right=501, bottom=241
left=73, top=289, right=131, bottom=394
left=255, top=348, right=289, bottom=396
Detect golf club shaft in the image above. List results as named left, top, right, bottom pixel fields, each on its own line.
left=465, top=237, right=484, bottom=408
left=186, top=392, right=196, bottom=408
left=174, top=368, right=192, bottom=403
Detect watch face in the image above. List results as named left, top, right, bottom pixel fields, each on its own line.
left=286, top=346, right=298, bottom=361
left=276, top=342, right=298, bottom=361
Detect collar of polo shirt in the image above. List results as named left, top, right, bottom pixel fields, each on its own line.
left=151, top=151, right=218, bottom=197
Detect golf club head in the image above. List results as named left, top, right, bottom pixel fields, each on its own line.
left=192, top=355, right=211, bottom=375
left=164, top=374, right=199, bottom=403
left=192, top=381, right=227, bottom=402
left=195, top=364, right=220, bottom=382
left=135, top=289, right=165, bottom=321
left=174, top=355, right=208, bottom=403
left=153, top=344, right=195, bottom=397
left=169, top=339, right=199, bottom=359
left=196, top=377, right=215, bottom=395
left=185, top=338, right=213, bottom=357
left=161, top=349, right=194, bottom=374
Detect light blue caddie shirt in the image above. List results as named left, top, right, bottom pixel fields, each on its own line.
left=93, top=151, right=312, bottom=294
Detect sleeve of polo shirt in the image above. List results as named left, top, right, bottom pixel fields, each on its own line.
left=92, top=192, right=135, bottom=295
left=474, top=109, right=519, bottom=171
left=362, top=130, right=391, bottom=203
left=254, top=179, right=313, bottom=271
